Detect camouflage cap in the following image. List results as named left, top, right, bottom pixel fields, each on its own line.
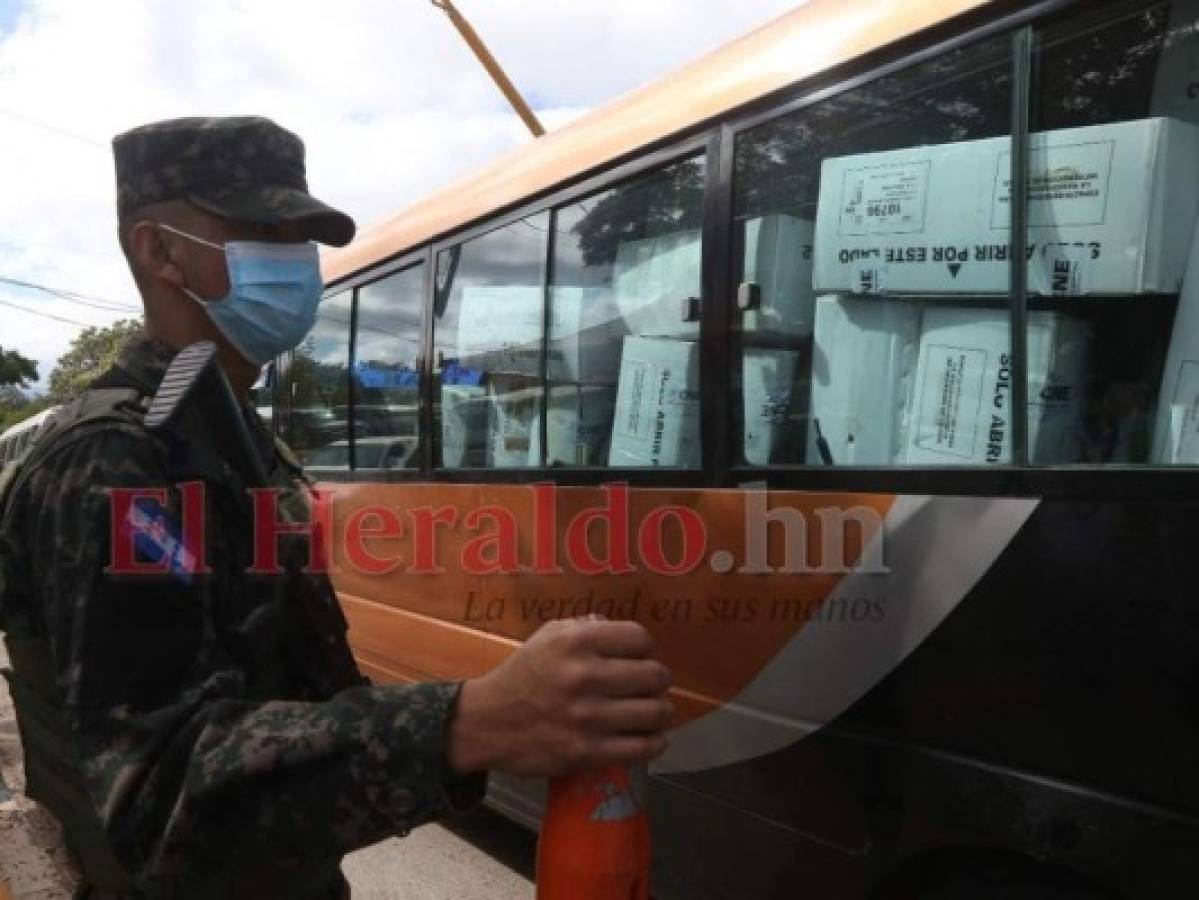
left=112, top=116, right=356, bottom=246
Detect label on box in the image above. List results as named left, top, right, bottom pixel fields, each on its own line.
left=1039, top=242, right=1096, bottom=296
left=609, top=338, right=699, bottom=467
left=838, top=161, right=930, bottom=236
left=994, top=140, right=1116, bottom=228
left=912, top=344, right=990, bottom=460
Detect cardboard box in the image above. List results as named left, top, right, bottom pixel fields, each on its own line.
left=806, top=295, right=920, bottom=465
left=457, top=285, right=542, bottom=377
left=903, top=306, right=1092, bottom=465
left=528, top=384, right=618, bottom=466
left=547, top=286, right=626, bottom=385
left=440, top=384, right=488, bottom=468
left=742, top=348, right=802, bottom=465
left=741, top=214, right=816, bottom=340
left=457, top=285, right=629, bottom=384
left=486, top=375, right=539, bottom=468
left=813, top=117, right=1199, bottom=296
left=1152, top=228, right=1199, bottom=463
left=612, top=229, right=702, bottom=340
left=608, top=336, right=700, bottom=467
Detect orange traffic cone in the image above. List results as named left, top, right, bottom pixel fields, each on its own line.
left=536, top=764, right=651, bottom=900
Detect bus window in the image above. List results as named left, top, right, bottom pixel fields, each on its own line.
left=432, top=214, right=548, bottom=469
left=733, top=33, right=1014, bottom=466
left=354, top=264, right=424, bottom=470
left=291, top=290, right=352, bottom=468
left=548, top=156, right=706, bottom=467
left=1031, top=2, right=1199, bottom=465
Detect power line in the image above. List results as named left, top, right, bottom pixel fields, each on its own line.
left=0, top=107, right=108, bottom=151
left=0, top=297, right=96, bottom=328
left=0, top=275, right=140, bottom=312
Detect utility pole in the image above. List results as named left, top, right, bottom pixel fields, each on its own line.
left=430, top=0, right=546, bottom=138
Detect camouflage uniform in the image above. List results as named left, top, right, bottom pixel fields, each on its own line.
left=0, top=118, right=485, bottom=898
left=0, top=335, right=486, bottom=897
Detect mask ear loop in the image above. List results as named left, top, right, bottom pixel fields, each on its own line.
left=154, top=221, right=226, bottom=251
left=150, top=222, right=230, bottom=308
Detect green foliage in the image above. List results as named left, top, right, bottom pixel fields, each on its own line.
left=0, top=384, right=30, bottom=411
left=47, top=319, right=143, bottom=403
left=0, top=395, right=55, bottom=435
left=0, top=347, right=39, bottom=389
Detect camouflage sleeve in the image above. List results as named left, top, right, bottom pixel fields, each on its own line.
left=19, top=427, right=486, bottom=884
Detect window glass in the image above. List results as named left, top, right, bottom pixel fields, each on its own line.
left=733, top=34, right=1013, bottom=466
left=291, top=290, right=352, bottom=468
left=433, top=214, right=548, bottom=468
left=1030, top=2, right=1199, bottom=465
left=548, top=156, right=706, bottom=467
left=354, top=264, right=424, bottom=470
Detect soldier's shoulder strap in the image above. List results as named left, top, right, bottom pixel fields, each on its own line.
left=0, top=386, right=148, bottom=519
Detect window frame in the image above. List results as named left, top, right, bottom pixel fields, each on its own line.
left=314, top=0, right=1199, bottom=499
left=350, top=255, right=430, bottom=478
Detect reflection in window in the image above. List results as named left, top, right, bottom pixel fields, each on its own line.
left=433, top=214, right=548, bottom=468
left=732, top=33, right=1013, bottom=466
left=1034, top=3, right=1199, bottom=465
left=355, top=265, right=424, bottom=470
left=291, top=290, right=352, bottom=468
left=549, top=156, right=706, bottom=467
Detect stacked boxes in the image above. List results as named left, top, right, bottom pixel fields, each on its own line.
left=742, top=214, right=817, bottom=340
left=806, top=298, right=1091, bottom=465
left=806, top=295, right=920, bottom=465
left=608, top=336, right=700, bottom=467
left=612, top=230, right=702, bottom=340
left=903, top=307, right=1091, bottom=465
left=813, top=118, right=1199, bottom=297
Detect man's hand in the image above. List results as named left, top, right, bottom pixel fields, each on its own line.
left=447, top=618, right=674, bottom=778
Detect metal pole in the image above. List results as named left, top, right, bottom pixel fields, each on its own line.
left=1010, top=26, right=1034, bottom=466
left=430, top=0, right=546, bottom=138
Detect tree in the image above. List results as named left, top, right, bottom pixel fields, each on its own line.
left=0, top=384, right=30, bottom=412
left=47, top=319, right=143, bottom=403
left=0, top=395, right=54, bottom=435
left=571, top=159, right=705, bottom=268
left=0, top=347, right=38, bottom=389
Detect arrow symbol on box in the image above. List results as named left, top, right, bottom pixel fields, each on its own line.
left=947, top=263, right=962, bottom=278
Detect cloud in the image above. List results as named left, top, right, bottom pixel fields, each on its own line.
left=0, top=0, right=800, bottom=393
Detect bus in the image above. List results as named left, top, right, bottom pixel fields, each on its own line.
left=269, top=1, right=1199, bottom=896
left=0, top=406, right=60, bottom=472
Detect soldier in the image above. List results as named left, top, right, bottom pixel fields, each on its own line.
left=0, top=117, right=674, bottom=899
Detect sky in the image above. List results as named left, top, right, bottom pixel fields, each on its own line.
left=0, top=0, right=802, bottom=392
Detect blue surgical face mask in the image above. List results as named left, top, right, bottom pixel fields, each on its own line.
left=157, top=222, right=324, bottom=367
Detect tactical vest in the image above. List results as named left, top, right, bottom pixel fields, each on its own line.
left=0, top=387, right=147, bottom=895
left=0, top=381, right=361, bottom=898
